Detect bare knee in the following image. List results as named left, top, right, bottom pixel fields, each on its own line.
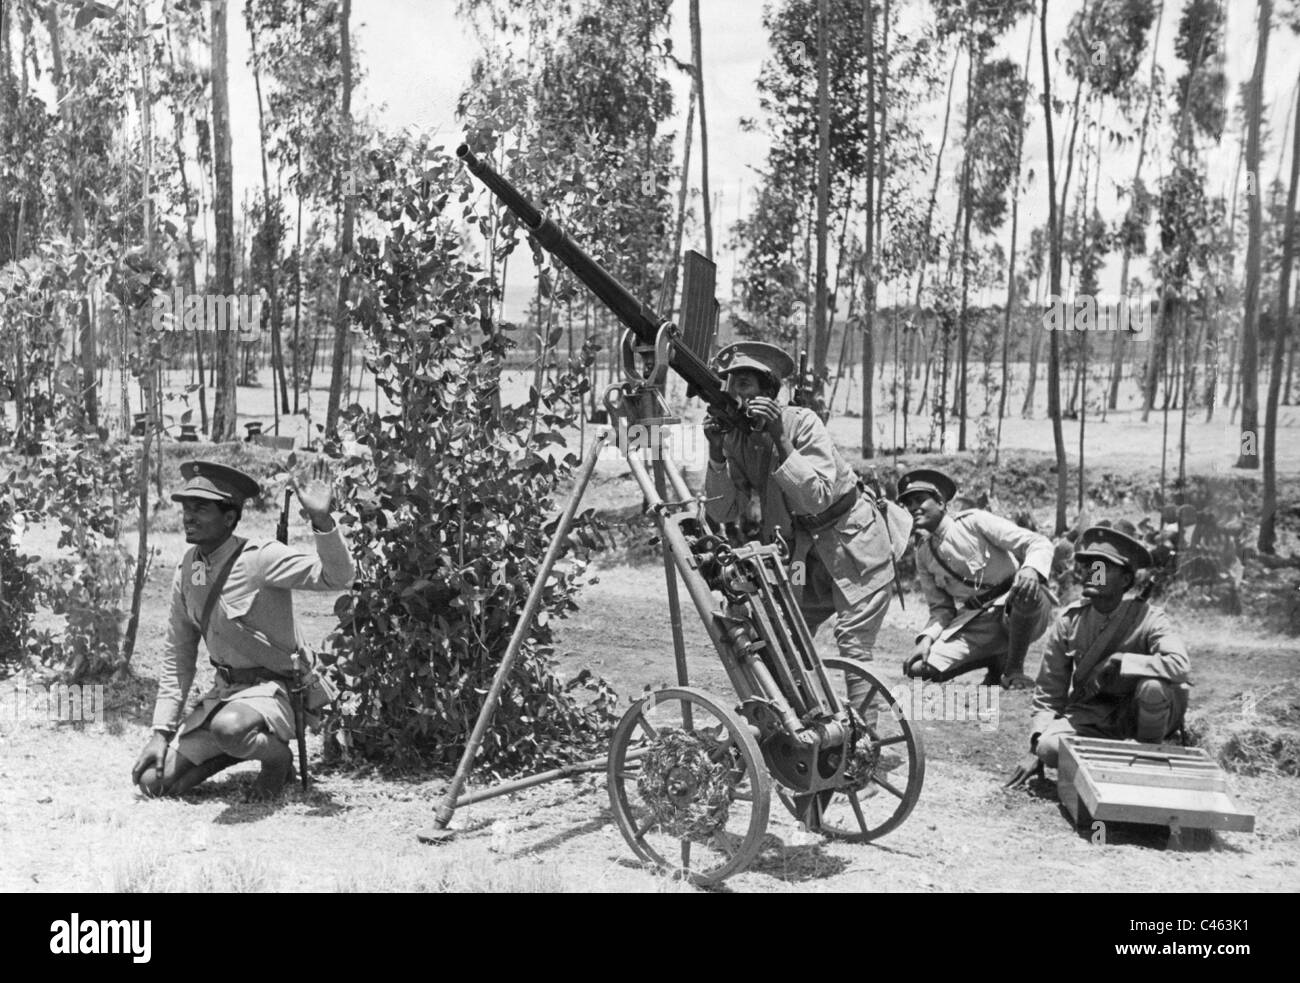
left=209, top=707, right=260, bottom=753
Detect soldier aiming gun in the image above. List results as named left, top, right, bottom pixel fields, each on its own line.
left=703, top=341, right=910, bottom=712
left=132, top=460, right=353, bottom=800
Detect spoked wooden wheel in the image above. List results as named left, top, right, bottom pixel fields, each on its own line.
left=777, top=658, right=925, bottom=842
left=608, top=687, right=771, bottom=885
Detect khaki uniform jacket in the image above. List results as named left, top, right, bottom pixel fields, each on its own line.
left=703, top=405, right=900, bottom=606
left=914, top=510, right=1055, bottom=644
left=1030, top=597, right=1191, bottom=738
left=152, top=528, right=355, bottom=731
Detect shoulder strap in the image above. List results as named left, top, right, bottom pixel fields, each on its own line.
left=1072, top=599, right=1146, bottom=685
left=926, top=538, right=986, bottom=590
left=198, top=538, right=248, bottom=641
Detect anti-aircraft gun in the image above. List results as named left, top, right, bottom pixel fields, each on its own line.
left=423, top=146, right=925, bottom=884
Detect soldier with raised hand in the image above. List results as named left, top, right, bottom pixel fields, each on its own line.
left=1005, top=526, right=1191, bottom=788
left=899, top=468, right=1055, bottom=689
left=131, top=460, right=354, bottom=801
left=702, top=341, right=910, bottom=709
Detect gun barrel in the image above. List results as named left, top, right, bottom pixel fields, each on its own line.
left=457, top=144, right=734, bottom=414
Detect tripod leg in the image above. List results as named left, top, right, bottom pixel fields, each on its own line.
left=654, top=457, right=692, bottom=728
left=418, top=431, right=610, bottom=843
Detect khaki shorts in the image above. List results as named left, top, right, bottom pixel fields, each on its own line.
left=171, top=681, right=295, bottom=766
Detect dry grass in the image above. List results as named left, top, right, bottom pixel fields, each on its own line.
left=1185, top=681, right=1300, bottom=777
left=109, top=850, right=278, bottom=892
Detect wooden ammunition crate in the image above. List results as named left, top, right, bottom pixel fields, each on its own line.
left=1058, top=736, right=1255, bottom=833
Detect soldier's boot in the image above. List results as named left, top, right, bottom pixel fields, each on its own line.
left=998, top=601, right=1040, bottom=690
left=1134, top=679, right=1176, bottom=743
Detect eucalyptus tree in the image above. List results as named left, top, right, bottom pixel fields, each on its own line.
left=931, top=0, right=1033, bottom=451
left=1261, top=0, right=1300, bottom=551
left=1237, top=0, right=1271, bottom=469
left=244, top=0, right=360, bottom=415
left=955, top=54, right=1029, bottom=451
left=208, top=0, right=238, bottom=441
left=324, top=0, right=354, bottom=436
left=1142, top=0, right=1226, bottom=423
left=1101, top=0, right=1165, bottom=410
left=736, top=0, right=941, bottom=457
left=1039, top=0, right=1068, bottom=535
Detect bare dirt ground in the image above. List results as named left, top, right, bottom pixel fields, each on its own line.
left=1, top=372, right=1298, bottom=892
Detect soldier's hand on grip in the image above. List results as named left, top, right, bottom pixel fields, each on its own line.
left=703, top=411, right=728, bottom=461
left=744, top=397, right=783, bottom=439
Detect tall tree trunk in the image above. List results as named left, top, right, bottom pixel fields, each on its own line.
left=123, top=1, right=156, bottom=672
left=1238, top=0, right=1270, bottom=469
left=43, top=4, right=96, bottom=428
left=1145, top=22, right=1212, bottom=421
left=861, top=0, right=876, bottom=457
left=164, top=22, right=207, bottom=435
left=1261, top=62, right=1300, bottom=551
left=325, top=0, right=355, bottom=436
left=1108, top=0, right=1164, bottom=411
left=1041, top=0, right=1068, bottom=535
left=812, top=0, right=831, bottom=384
left=690, top=0, right=712, bottom=260
left=1022, top=276, right=1044, bottom=416
left=914, top=49, right=959, bottom=315
left=209, top=0, right=238, bottom=440
left=247, top=14, right=290, bottom=418
left=1284, top=329, right=1295, bottom=404
left=877, top=0, right=890, bottom=253
left=996, top=18, right=1035, bottom=468
left=658, top=72, right=696, bottom=313
left=955, top=30, right=980, bottom=452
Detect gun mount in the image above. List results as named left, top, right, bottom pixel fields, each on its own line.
left=423, top=147, right=926, bottom=884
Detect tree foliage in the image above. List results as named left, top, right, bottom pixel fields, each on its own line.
left=321, top=137, right=616, bottom=772
left=964, top=57, right=1029, bottom=235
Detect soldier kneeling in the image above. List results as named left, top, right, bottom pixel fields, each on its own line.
left=1006, top=526, right=1191, bottom=787
left=131, top=461, right=353, bottom=801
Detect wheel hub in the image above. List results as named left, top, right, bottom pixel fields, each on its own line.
left=637, top=728, right=739, bottom=839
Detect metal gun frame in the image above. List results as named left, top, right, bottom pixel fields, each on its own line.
left=418, top=150, right=925, bottom=884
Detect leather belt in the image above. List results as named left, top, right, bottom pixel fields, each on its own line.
left=795, top=487, right=859, bottom=534
left=961, top=578, right=1015, bottom=610
left=213, top=663, right=292, bottom=687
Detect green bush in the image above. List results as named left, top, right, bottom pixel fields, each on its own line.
left=321, top=137, right=616, bottom=775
